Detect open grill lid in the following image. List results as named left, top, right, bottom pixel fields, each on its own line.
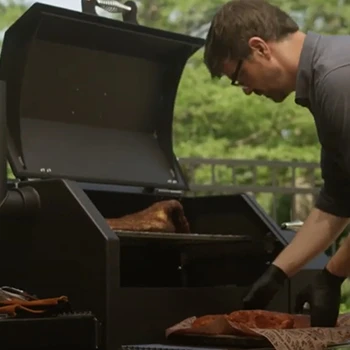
left=0, top=3, right=204, bottom=191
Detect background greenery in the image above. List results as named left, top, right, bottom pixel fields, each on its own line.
left=2, top=0, right=350, bottom=311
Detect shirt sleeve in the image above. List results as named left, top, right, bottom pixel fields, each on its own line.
left=315, top=67, right=350, bottom=217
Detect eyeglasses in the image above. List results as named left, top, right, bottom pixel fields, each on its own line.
left=231, top=60, right=243, bottom=87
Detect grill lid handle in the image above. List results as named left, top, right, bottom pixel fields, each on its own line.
left=280, top=220, right=304, bottom=231
left=81, top=0, right=138, bottom=24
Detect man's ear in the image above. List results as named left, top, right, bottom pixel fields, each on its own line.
left=248, top=37, right=271, bottom=60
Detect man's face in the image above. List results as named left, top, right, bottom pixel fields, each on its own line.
left=222, top=37, right=291, bottom=103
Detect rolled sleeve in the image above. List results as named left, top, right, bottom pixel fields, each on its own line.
left=315, top=67, right=350, bottom=218
left=316, top=148, right=350, bottom=217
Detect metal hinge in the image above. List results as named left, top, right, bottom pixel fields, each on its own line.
left=280, top=220, right=304, bottom=231
left=154, top=188, right=184, bottom=197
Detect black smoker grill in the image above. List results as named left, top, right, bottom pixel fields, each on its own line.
left=0, top=3, right=329, bottom=350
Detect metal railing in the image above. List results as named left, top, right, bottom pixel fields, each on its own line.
left=179, top=157, right=342, bottom=255
left=179, top=157, right=321, bottom=222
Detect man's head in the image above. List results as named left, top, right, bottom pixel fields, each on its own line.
left=204, top=0, right=304, bottom=102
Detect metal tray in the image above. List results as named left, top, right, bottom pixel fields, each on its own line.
left=116, top=231, right=253, bottom=246
left=123, top=344, right=274, bottom=350
left=327, top=343, right=350, bottom=350
left=167, top=333, right=271, bottom=348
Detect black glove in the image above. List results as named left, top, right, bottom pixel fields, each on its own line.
left=243, top=264, right=288, bottom=310
left=294, top=268, right=345, bottom=327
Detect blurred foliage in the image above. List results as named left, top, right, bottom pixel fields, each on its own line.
left=341, top=279, right=350, bottom=314
left=0, top=0, right=27, bottom=41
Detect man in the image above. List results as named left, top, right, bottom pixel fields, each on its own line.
left=204, top=0, right=350, bottom=327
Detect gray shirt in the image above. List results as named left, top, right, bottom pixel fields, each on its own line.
left=295, top=31, right=350, bottom=218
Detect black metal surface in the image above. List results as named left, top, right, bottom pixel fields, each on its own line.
left=328, top=344, right=350, bottom=350
left=0, top=3, right=204, bottom=191
left=116, top=231, right=253, bottom=244
left=87, top=189, right=288, bottom=242
left=0, top=179, right=119, bottom=350
left=0, top=312, right=99, bottom=349
left=0, top=179, right=293, bottom=349
left=123, top=1, right=138, bottom=24
left=122, top=345, right=269, bottom=350
left=0, top=186, right=41, bottom=216
left=0, top=81, right=41, bottom=217
left=86, top=188, right=285, bottom=288
left=122, top=345, right=274, bottom=350
left=0, top=188, right=326, bottom=350
left=167, top=334, right=271, bottom=349
left=81, top=0, right=97, bottom=14
left=123, top=341, right=350, bottom=350
left=0, top=177, right=327, bottom=349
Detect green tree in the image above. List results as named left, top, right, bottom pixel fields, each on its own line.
left=0, top=0, right=27, bottom=34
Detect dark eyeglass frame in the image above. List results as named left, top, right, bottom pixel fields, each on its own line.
left=231, top=60, right=243, bottom=86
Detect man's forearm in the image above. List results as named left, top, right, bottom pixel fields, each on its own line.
left=273, top=208, right=350, bottom=277
left=327, top=234, right=350, bottom=277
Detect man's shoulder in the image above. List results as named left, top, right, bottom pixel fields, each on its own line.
left=314, top=63, right=350, bottom=98
left=296, top=32, right=350, bottom=102
left=314, top=33, right=350, bottom=84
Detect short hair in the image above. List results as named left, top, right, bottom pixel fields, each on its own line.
left=204, top=0, right=299, bottom=78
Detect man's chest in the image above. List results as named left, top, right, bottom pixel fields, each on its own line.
left=302, top=94, right=349, bottom=176
left=303, top=94, right=339, bottom=151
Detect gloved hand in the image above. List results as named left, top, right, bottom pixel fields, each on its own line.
left=294, top=268, right=345, bottom=327
left=243, top=264, right=288, bottom=310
